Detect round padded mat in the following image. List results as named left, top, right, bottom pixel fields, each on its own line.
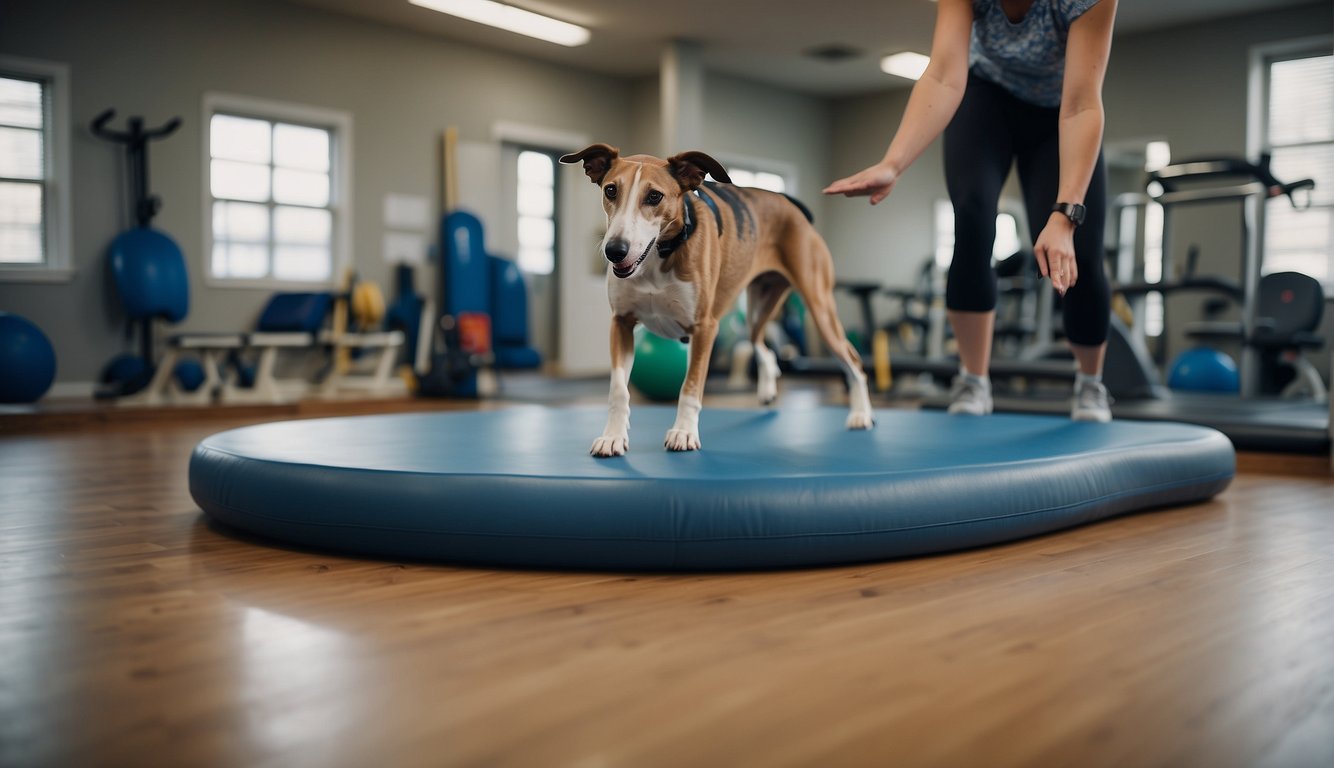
left=190, top=406, right=1235, bottom=570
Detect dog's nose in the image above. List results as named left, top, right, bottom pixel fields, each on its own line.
left=604, top=239, right=630, bottom=263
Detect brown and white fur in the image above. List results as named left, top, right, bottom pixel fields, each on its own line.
left=560, top=144, right=873, bottom=457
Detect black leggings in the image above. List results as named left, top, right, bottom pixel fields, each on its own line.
left=943, top=72, right=1110, bottom=346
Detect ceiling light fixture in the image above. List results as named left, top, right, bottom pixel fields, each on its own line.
left=408, top=0, right=590, bottom=47
left=880, top=51, right=930, bottom=80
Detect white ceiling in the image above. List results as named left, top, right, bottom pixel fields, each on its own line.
left=285, top=0, right=1315, bottom=96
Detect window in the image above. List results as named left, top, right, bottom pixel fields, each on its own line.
left=933, top=201, right=1023, bottom=270
left=726, top=167, right=787, bottom=194
left=1252, top=40, right=1334, bottom=285
left=516, top=149, right=557, bottom=275
left=0, top=57, right=70, bottom=281
left=204, top=95, right=350, bottom=285
left=713, top=154, right=796, bottom=195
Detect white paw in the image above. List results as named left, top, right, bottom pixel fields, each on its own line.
left=590, top=434, right=629, bottom=457
left=758, top=380, right=778, bottom=406
left=846, top=410, right=875, bottom=430
left=664, top=429, right=701, bottom=452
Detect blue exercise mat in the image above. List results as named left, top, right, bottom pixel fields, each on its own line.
left=190, top=406, right=1234, bottom=570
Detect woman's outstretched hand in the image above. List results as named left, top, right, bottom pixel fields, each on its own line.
left=824, top=161, right=901, bottom=205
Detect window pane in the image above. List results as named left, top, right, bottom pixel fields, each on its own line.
left=212, top=159, right=271, bottom=202
left=517, top=184, right=553, bottom=217
left=273, top=168, right=329, bottom=207
left=518, top=247, right=553, bottom=275
left=0, top=77, right=43, bottom=129
left=0, top=125, right=43, bottom=179
left=518, top=216, right=554, bottom=250
left=1270, top=144, right=1334, bottom=207
left=0, top=225, right=43, bottom=263
left=1268, top=54, right=1333, bottom=146
left=274, top=205, right=331, bottom=245
left=753, top=171, right=786, bottom=193
left=231, top=244, right=269, bottom=279
left=273, top=245, right=331, bottom=281
left=211, top=114, right=271, bottom=163
left=274, top=123, right=330, bottom=172
left=729, top=169, right=755, bottom=187
left=219, top=242, right=269, bottom=279
left=213, top=200, right=269, bottom=242
left=993, top=213, right=1020, bottom=259
left=1265, top=204, right=1332, bottom=282
left=517, top=151, right=553, bottom=185
left=0, top=180, right=42, bottom=225
left=211, top=241, right=228, bottom=278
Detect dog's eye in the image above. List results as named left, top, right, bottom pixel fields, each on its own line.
left=645, top=190, right=663, bottom=206
left=604, top=184, right=617, bottom=200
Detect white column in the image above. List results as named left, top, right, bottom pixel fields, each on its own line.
left=660, top=40, right=705, bottom=155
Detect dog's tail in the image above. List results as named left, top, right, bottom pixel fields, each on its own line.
left=782, top=194, right=814, bottom=223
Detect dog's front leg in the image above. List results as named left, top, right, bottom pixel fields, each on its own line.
left=664, top=318, right=720, bottom=452
left=592, top=315, right=637, bottom=457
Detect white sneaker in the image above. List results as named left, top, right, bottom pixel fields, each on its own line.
left=947, top=374, right=993, bottom=416
left=1072, top=379, right=1113, bottom=422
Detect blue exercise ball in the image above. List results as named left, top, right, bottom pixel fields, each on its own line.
left=0, top=312, right=57, bottom=403
left=174, top=359, right=206, bottom=392
left=100, top=353, right=149, bottom=386
left=1168, top=347, right=1240, bottom=393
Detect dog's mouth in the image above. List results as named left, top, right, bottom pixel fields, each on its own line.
left=611, top=238, right=655, bottom=279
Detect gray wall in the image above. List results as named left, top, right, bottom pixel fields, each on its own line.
left=627, top=72, right=832, bottom=217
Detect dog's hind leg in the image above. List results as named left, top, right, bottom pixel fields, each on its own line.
left=745, top=272, right=792, bottom=406
left=789, top=239, right=874, bottom=430
left=805, top=292, right=875, bottom=429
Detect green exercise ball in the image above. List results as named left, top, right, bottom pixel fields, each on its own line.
left=630, top=327, right=688, bottom=401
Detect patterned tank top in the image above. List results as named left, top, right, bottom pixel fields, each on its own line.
left=969, top=0, right=1101, bottom=107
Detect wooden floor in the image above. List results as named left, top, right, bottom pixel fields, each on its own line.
left=2, top=388, right=1332, bottom=768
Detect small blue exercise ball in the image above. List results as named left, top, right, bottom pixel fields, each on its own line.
left=174, top=359, right=206, bottom=392
left=1168, top=347, right=1240, bottom=393
left=100, top=353, right=148, bottom=386
left=0, top=312, right=58, bottom=403
left=630, top=327, right=688, bottom=402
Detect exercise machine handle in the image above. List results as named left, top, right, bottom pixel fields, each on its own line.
left=145, top=117, right=183, bottom=140
left=90, top=108, right=125, bottom=141
left=1251, top=153, right=1316, bottom=208
left=89, top=109, right=183, bottom=144
left=1277, top=177, right=1316, bottom=210
left=1150, top=153, right=1315, bottom=209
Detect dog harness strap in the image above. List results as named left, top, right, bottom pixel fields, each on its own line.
left=696, top=187, right=724, bottom=231
left=658, top=189, right=724, bottom=258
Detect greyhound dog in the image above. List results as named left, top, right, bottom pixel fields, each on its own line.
left=560, top=144, right=873, bottom=457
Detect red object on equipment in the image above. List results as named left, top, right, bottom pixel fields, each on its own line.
left=457, top=312, right=492, bottom=355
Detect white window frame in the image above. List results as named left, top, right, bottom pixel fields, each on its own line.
left=1247, top=35, right=1334, bottom=287
left=0, top=55, right=72, bottom=283
left=201, top=92, right=352, bottom=289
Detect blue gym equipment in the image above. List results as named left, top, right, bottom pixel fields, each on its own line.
left=0, top=312, right=57, bottom=403
left=90, top=109, right=190, bottom=399
left=1168, top=347, right=1240, bottom=394
left=191, top=407, right=1234, bottom=571
left=418, top=209, right=541, bottom=397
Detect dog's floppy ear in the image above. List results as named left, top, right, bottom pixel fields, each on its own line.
left=668, top=151, right=733, bottom=190
left=559, top=143, right=619, bottom=185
